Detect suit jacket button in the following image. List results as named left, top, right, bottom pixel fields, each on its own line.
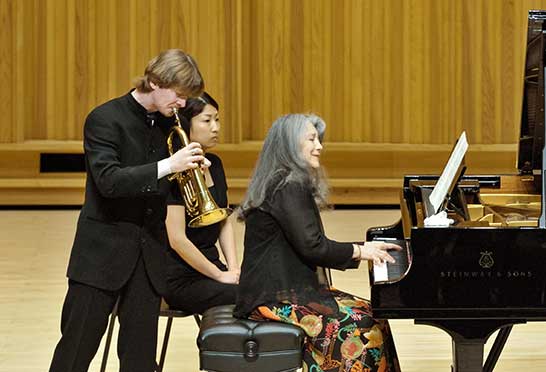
left=145, top=208, right=153, bottom=216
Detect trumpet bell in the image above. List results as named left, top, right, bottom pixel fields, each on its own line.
left=188, top=207, right=232, bottom=228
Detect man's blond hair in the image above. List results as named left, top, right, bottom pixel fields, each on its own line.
left=134, top=49, right=204, bottom=98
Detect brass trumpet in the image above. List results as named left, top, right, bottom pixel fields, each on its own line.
left=167, top=108, right=231, bottom=227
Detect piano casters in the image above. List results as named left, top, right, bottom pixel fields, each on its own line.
left=415, top=319, right=523, bottom=372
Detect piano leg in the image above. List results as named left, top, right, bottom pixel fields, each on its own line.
left=415, top=319, right=524, bottom=372
left=482, top=325, right=513, bottom=372
left=451, top=336, right=484, bottom=372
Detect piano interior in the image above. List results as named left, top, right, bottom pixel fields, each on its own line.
left=403, top=175, right=542, bottom=233
left=469, top=190, right=540, bottom=227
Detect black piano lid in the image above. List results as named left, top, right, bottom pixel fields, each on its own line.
left=518, top=10, right=546, bottom=175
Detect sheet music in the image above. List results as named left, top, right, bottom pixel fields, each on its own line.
left=429, top=131, right=469, bottom=214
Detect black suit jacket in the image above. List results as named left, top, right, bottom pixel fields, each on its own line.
left=67, top=92, right=173, bottom=293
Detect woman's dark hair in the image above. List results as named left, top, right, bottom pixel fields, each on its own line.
left=179, top=92, right=219, bottom=134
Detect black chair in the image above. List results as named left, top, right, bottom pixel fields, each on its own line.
left=100, top=298, right=201, bottom=372
left=197, top=304, right=305, bottom=372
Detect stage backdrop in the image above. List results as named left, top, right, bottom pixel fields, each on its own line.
left=2, top=0, right=546, bottom=205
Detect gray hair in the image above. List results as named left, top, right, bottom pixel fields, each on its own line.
left=238, top=113, right=329, bottom=219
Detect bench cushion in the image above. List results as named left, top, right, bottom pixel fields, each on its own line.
left=197, top=305, right=305, bottom=372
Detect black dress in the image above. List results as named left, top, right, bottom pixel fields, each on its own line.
left=164, top=153, right=237, bottom=314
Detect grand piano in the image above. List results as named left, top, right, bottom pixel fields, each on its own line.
left=367, top=10, right=546, bottom=372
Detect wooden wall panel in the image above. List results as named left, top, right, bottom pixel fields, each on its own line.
left=2, top=0, right=546, bottom=144
left=236, top=0, right=546, bottom=145
left=0, top=0, right=239, bottom=141
left=3, top=0, right=546, bottom=204
left=0, top=0, right=14, bottom=143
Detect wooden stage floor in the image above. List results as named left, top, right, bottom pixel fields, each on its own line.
left=1, top=209, right=545, bottom=371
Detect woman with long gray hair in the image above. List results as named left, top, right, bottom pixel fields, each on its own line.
left=235, top=113, right=401, bottom=372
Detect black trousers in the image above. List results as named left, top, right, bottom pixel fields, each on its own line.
left=165, top=266, right=236, bottom=315
left=49, top=255, right=161, bottom=372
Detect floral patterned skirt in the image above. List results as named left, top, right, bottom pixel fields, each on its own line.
left=250, top=289, right=401, bottom=372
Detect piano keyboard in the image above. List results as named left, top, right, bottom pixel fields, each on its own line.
left=372, top=238, right=410, bottom=284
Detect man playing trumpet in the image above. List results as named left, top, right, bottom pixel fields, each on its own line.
left=49, top=49, right=205, bottom=372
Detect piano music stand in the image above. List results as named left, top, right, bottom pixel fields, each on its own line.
left=420, top=163, right=468, bottom=220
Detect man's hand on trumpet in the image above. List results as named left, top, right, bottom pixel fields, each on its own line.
left=170, top=142, right=205, bottom=172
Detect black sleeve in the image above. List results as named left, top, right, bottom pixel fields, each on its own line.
left=208, top=153, right=228, bottom=207
left=269, top=182, right=359, bottom=270
left=84, top=110, right=158, bottom=199
left=208, top=154, right=227, bottom=189
left=167, top=179, right=184, bottom=206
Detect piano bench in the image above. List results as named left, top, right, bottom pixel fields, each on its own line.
left=197, top=305, right=305, bottom=372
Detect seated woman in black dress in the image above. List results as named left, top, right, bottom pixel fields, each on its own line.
left=164, top=92, right=239, bottom=314
left=235, top=113, right=402, bottom=372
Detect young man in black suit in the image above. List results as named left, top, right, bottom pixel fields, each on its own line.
left=49, top=49, right=206, bottom=372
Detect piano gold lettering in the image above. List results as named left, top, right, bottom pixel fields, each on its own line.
left=506, top=271, right=533, bottom=278
left=440, top=270, right=533, bottom=279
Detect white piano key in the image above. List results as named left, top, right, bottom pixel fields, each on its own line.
left=373, top=261, right=389, bottom=283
